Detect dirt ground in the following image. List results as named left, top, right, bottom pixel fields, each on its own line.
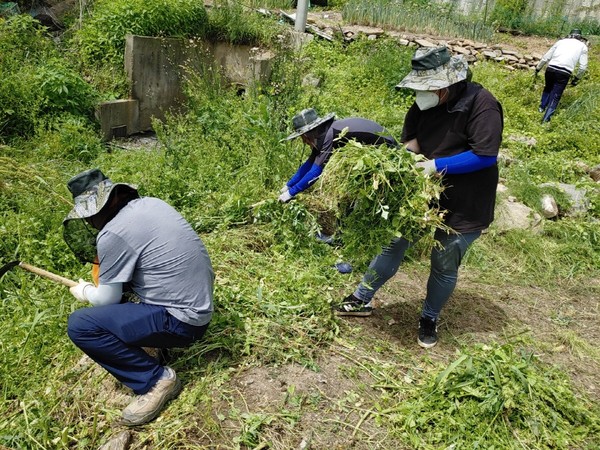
left=205, top=268, right=600, bottom=449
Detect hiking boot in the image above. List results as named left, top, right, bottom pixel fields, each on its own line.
left=418, top=317, right=438, bottom=348
left=121, top=367, right=181, bottom=426
left=333, top=294, right=373, bottom=317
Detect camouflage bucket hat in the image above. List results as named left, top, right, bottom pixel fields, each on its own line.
left=284, top=108, right=335, bottom=141
left=396, top=46, right=469, bottom=91
left=63, top=168, right=138, bottom=222
left=62, top=169, right=138, bottom=263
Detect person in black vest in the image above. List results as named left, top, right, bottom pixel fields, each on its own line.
left=278, top=109, right=398, bottom=202
left=335, top=46, right=503, bottom=348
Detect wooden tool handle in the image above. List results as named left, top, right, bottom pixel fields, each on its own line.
left=19, top=262, right=78, bottom=288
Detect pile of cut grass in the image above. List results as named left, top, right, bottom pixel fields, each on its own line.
left=383, top=341, right=600, bottom=449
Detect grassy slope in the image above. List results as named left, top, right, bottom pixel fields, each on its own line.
left=1, top=14, right=599, bottom=450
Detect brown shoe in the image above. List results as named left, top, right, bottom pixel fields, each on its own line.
left=121, top=368, right=182, bottom=426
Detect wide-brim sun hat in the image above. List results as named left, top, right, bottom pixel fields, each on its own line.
left=62, top=168, right=138, bottom=263
left=284, top=108, right=335, bottom=141
left=63, top=168, right=138, bottom=223
left=396, top=46, right=469, bottom=91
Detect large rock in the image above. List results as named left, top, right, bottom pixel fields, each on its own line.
left=540, top=194, right=559, bottom=219
left=539, top=182, right=590, bottom=216
left=493, top=196, right=543, bottom=232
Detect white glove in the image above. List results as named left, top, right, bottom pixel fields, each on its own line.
left=415, top=159, right=437, bottom=176
left=280, top=185, right=290, bottom=194
left=70, top=279, right=94, bottom=303
left=278, top=190, right=293, bottom=203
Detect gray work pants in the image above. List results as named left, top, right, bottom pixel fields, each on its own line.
left=354, top=228, right=481, bottom=320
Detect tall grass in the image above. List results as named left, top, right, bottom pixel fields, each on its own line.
left=1, top=8, right=600, bottom=447
left=342, top=0, right=494, bottom=41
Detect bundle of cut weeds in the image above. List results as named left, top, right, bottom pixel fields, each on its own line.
left=391, top=341, right=600, bottom=449
left=315, top=140, right=446, bottom=262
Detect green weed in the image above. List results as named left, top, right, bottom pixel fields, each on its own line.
left=385, top=341, right=600, bottom=449
left=343, top=0, right=494, bottom=41
left=316, top=140, right=446, bottom=264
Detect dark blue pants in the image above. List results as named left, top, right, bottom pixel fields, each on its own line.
left=67, top=302, right=208, bottom=394
left=540, top=67, right=571, bottom=123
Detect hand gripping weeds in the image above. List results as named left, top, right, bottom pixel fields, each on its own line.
left=0, top=260, right=77, bottom=287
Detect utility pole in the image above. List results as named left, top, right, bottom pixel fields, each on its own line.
left=295, top=0, right=309, bottom=32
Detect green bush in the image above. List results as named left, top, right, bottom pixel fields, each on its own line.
left=35, top=59, right=96, bottom=116
left=0, top=16, right=96, bottom=141
left=74, top=0, right=210, bottom=66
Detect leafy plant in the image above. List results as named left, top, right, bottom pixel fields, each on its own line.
left=0, top=16, right=97, bottom=141
left=74, top=0, right=210, bottom=66
left=389, top=341, right=600, bottom=449
left=315, top=140, right=446, bottom=263
left=34, top=59, right=96, bottom=116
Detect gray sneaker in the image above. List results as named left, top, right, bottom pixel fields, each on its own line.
left=121, top=367, right=182, bottom=426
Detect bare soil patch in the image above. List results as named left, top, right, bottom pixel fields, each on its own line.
left=205, top=267, right=599, bottom=449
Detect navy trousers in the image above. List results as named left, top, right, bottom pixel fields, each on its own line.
left=540, top=66, right=571, bottom=123
left=68, top=302, right=208, bottom=394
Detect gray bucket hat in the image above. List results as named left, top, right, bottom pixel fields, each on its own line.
left=285, top=108, right=335, bottom=141
left=396, top=46, right=469, bottom=91
left=63, top=168, right=138, bottom=223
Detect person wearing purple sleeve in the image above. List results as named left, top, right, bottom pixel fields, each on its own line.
left=278, top=109, right=398, bottom=202
left=335, top=46, right=503, bottom=349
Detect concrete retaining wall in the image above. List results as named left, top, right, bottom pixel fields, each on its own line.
left=97, top=35, right=274, bottom=141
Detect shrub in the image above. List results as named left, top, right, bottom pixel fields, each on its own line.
left=34, top=59, right=96, bottom=116
left=74, top=0, right=210, bottom=66
left=0, top=16, right=96, bottom=141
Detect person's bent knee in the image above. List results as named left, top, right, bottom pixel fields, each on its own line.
left=67, top=308, right=94, bottom=344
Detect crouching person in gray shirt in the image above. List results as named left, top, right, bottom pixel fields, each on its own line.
left=63, top=168, right=214, bottom=426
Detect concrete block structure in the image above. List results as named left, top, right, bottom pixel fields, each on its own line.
left=96, top=34, right=275, bottom=141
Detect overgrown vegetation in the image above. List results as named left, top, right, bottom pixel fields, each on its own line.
left=343, top=0, right=495, bottom=41
left=316, top=140, right=446, bottom=261
left=389, top=341, right=600, bottom=448
left=1, top=1, right=599, bottom=448
left=343, top=0, right=600, bottom=38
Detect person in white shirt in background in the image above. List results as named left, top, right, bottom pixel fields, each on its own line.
left=535, top=29, right=588, bottom=123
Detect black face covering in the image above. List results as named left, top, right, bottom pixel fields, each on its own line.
left=63, top=186, right=140, bottom=264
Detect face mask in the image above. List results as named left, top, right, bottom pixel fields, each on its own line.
left=415, top=90, right=440, bottom=110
